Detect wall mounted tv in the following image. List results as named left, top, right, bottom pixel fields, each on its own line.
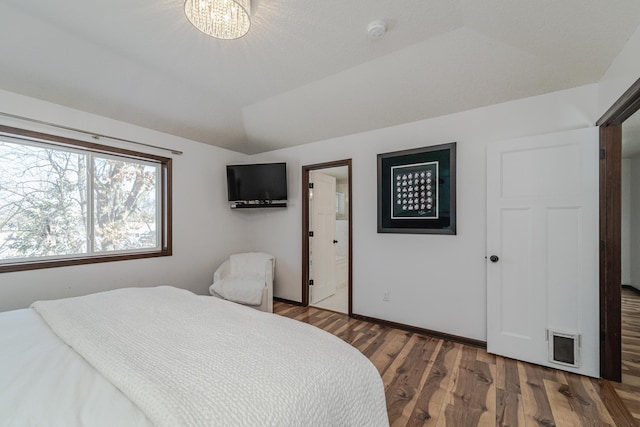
left=226, top=162, right=288, bottom=208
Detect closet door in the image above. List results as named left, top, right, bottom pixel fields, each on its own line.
left=486, top=127, right=599, bottom=377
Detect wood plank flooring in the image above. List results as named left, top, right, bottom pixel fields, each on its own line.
left=623, top=287, right=640, bottom=387
left=274, top=302, right=639, bottom=426
left=616, top=286, right=640, bottom=423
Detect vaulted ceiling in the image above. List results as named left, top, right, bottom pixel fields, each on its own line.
left=1, top=1, right=639, bottom=154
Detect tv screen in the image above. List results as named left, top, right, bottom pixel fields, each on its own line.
left=226, top=163, right=287, bottom=202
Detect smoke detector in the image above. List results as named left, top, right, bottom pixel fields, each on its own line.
left=367, top=20, right=386, bottom=40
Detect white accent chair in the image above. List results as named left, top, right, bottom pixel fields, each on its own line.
left=209, top=252, right=275, bottom=313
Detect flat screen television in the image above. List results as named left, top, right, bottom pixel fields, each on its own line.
left=226, top=163, right=287, bottom=208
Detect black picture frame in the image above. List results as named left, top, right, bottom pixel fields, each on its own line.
left=377, top=142, right=456, bottom=234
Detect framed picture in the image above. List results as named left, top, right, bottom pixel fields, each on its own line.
left=377, top=142, right=456, bottom=234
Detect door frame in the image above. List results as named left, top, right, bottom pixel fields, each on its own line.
left=598, top=77, right=640, bottom=381
left=301, top=159, right=353, bottom=315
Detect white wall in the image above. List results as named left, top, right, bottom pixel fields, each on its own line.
left=0, top=90, right=248, bottom=312
left=335, top=220, right=349, bottom=258
left=598, top=25, right=640, bottom=118
left=247, top=84, right=598, bottom=342
left=630, top=157, right=640, bottom=289
left=622, top=159, right=632, bottom=285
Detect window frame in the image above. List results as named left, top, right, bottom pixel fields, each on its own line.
left=0, top=125, right=172, bottom=273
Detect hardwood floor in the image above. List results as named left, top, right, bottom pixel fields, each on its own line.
left=623, top=287, right=640, bottom=387
left=616, top=286, right=640, bottom=423
left=274, top=302, right=639, bottom=426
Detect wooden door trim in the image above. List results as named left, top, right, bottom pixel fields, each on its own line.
left=599, top=125, right=622, bottom=381
left=301, top=159, right=353, bottom=315
left=599, top=77, right=640, bottom=381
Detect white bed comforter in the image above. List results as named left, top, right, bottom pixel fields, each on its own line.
left=0, top=308, right=153, bottom=427
left=29, top=286, right=389, bottom=427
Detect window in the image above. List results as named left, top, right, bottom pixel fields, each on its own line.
left=0, top=125, right=172, bottom=272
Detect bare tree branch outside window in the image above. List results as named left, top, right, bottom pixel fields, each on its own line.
left=0, top=134, right=166, bottom=267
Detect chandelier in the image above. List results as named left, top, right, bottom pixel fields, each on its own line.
left=184, top=0, right=251, bottom=40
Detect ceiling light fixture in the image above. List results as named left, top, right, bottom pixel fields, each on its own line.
left=184, top=0, right=251, bottom=40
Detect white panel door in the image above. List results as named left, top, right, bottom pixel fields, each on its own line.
left=486, top=127, right=599, bottom=377
left=309, top=171, right=337, bottom=304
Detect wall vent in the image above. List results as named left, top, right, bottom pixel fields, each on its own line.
left=547, top=329, right=581, bottom=368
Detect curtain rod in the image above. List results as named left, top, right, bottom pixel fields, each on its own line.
left=0, top=111, right=183, bottom=155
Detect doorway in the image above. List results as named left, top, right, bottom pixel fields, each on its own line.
left=599, top=77, right=640, bottom=381
left=619, top=106, right=640, bottom=386
left=302, top=159, right=352, bottom=315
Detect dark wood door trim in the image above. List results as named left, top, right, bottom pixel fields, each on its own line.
left=599, top=125, right=622, bottom=382
left=599, top=76, right=640, bottom=381
left=301, top=159, right=353, bottom=315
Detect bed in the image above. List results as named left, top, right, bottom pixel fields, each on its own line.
left=0, top=286, right=389, bottom=426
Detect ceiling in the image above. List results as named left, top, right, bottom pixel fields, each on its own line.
left=1, top=1, right=640, bottom=154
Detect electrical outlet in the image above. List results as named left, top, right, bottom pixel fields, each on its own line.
left=383, top=291, right=389, bottom=302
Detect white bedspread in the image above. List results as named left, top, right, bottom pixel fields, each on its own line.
left=31, top=286, right=389, bottom=427
left=0, top=308, right=153, bottom=427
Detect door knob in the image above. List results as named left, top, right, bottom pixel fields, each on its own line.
left=333, top=240, right=338, bottom=244
left=489, top=255, right=499, bottom=263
